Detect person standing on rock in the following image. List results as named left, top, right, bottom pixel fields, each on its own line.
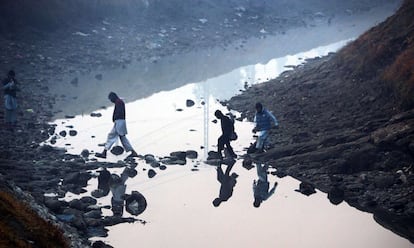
left=253, top=164, right=277, bottom=208
left=252, top=102, right=278, bottom=153
left=2, top=70, right=18, bottom=128
left=215, top=110, right=237, bottom=159
left=96, top=92, right=138, bottom=159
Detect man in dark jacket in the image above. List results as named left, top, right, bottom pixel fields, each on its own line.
left=215, top=110, right=237, bottom=159
left=96, top=92, right=138, bottom=159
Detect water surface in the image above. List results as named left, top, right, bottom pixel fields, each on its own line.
left=53, top=40, right=411, bottom=248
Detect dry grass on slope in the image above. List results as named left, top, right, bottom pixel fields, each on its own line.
left=337, top=0, right=414, bottom=109
left=0, top=190, right=68, bottom=248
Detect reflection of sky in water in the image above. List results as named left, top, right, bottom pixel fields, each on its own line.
left=52, top=40, right=411, bottom=247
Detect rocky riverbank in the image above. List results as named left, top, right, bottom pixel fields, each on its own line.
left=227, top=0, right=414, bottom=243
left=0, top=0, right=407, bottom=247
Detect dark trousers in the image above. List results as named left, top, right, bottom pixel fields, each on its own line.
left=218, top=135, right=236, bottom=157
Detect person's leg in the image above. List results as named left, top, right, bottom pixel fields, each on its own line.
left=4, top=109, right=10, bottom=124
left=120, top=135, right=138, bottom=157
left=114, top=120, right=138, bottom=157
left=224, top=137, right=236, bottom=158
left=256, top=164, right=267, bottom=181
left=119, top=135, right=133, bottom=152
left=255, top=130, right=269, bottom=151
left=105, top=126, right=118, bottom=151
left=96, top=126, right=117, bottom=158
left=217, top=135, right=225, bottom=158
left=10, top=108, right=17, bottom=126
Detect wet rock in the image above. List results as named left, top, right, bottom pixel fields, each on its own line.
left=95, top=74, right=103, bottom=80
left=144, top=154, right=157, bottom=164
left=63, top=172, right=91, bottom=187
left=69, top=130, right=78, bottom=136
left=150, top=161, right=160, bottom=168
left=84, top=210, right=102, bottom=219
left=59, top=130, right=67, bottom=137
left=207, top=151, right=221, bottom=160
left=69, top=199, right=85, bottom=211
left=125, top=191, right=147, bottom=216
left=70, top=77, right=79, bottom=86
left=161, top=157, right=186, bottom=165
left=56, top=214, right=75, bottom=222
left=91, top=189, right=107, bottom=198
left=159, top=165, right=167, bottom=170
left=44, top=198, right=64, bottom=212
left=186, top=99, right=195, bottom=107
left=110, top=146, right=124, bottom=155
left=295, top=182, right=316, bottom=196
left=186, top=150, right=198, bottom=159
left=90, top=112, right=102, bottom=117
left=242, top=157, right=253, bottom=170
left=170, top=151, right=187, bottom=161
left=374, top=174, right=395, bottom=188
left=85, top=218, right=102, bottom=227
left=123, top=167, right=138, bottom=178
left=81, top=149, right=90, bottom=158
left=148, top=169, right=156, bottom=178
left=92, top=241, right=113, bottom=248
left=328, top=186, right=344, bottom=205
left=81, top=196, right=97, bottom=205
left=87, top=226, right=108, bottom=238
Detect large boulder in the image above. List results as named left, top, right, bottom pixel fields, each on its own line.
left=125, top=191, right=147, bottom=216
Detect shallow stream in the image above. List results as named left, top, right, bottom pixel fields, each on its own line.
left=50, top=40, right=411, bottom=247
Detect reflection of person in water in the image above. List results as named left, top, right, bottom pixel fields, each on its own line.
left=253, top=164, right=277, bottom=208
left=110, top=169, right=129, bottom=216
left=98, top=167, right=111, bottom=196
left=213, top=160, right=238, bottom=207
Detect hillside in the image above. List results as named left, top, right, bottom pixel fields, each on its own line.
left=228, top=0, right=414, bottom=242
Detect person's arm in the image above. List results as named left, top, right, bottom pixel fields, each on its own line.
left=252, top=114, right=258, bottom=133
left=266, top=110, right=278, bottom=127
left=3, top=80, right=14, bottom=89
left=263, top=182, right=277, bottom=200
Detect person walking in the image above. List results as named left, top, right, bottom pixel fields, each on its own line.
left=214, top=110, right=237, bottom=159
left=252, top=102, right=278, bottom=153
left=96, top=92, right=138, bottom=159
left=2, top=70, right=18, bottom=128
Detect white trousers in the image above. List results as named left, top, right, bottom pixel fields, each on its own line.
left=105, top=119, right=134, bottom=152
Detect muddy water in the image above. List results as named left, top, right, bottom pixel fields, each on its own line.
left=52, top=41, right=411, bottom=247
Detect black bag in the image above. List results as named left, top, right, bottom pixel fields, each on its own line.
left=230, top=132, right=238, bottom=141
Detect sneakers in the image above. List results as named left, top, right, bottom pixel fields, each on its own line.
left=126, top=151, right=139, bottom=158
left=95, top=150, right=107, bottom=159
left=96, top=149, right=139, bottom=159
